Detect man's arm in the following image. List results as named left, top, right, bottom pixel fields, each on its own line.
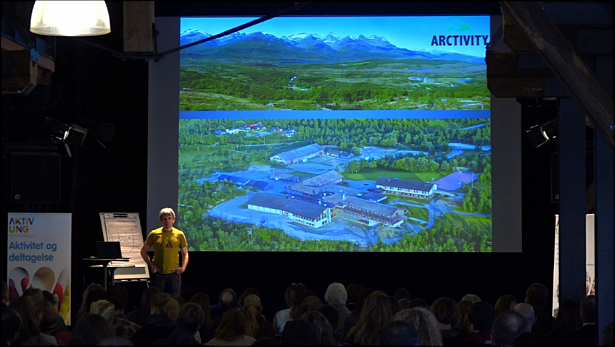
left=140, top=243, right=159, bottom=273
left=174, top=247, right=189, bottom=274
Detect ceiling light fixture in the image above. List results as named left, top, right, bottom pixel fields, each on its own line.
left=30, top=0, right=111, bottom=37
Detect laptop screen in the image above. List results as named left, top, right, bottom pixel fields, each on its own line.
left=95, top=241, right=123, bottom=259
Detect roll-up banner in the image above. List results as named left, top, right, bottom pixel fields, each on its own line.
left=552, top=214, right=595, bottom=317
left=7, top=213, right=72, bottom=324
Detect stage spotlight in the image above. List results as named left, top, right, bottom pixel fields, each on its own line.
left=524, top=119, right=557, bottom=148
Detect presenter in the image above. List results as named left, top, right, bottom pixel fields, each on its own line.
left=140, top=207, right=189, bottom=296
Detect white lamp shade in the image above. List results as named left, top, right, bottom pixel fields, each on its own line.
left=30, top=0, right=111, bottom=36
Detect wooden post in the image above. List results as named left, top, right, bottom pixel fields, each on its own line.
left=123, top=1, right=155, bottom=53
left=500, top=1, right=614, bottom=147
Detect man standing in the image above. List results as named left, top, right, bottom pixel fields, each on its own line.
left=141, top=208, right=189, bottom=296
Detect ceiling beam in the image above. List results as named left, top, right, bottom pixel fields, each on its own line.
left=500, top=1, right=614, bottom=147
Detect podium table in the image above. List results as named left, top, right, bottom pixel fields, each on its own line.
left=83, top=258, right=134, bottom=290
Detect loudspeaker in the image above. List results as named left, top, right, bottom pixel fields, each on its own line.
left=549, top=151, right=594, bottom=203
left=10, top=152, right=61, bottom=203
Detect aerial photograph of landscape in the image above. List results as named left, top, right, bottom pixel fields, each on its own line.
left=178, top=16, right=492, bottom=252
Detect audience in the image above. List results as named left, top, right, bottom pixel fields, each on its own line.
left=466, top=301, right=495, bottom=345
left=398, top=298, right=412, bottom=310
left=77, top=283, right=106, bottom=322
left=243, top=294, right=274, bottom=339
left=317, top=305, right=342, bottom=343
left=189, top=293, right=215, bottom=342
left=127, top=286, right=161, bottom=328
left=461, top=294, right=481, bottom=304
left=273, top=283, right=307, bottom=335
left=345, top=284, right=364, bottom=312
left=2, top=304, right=22, bottom=346
left=298, top=310, right=336, bottom=346
left=323, top=282, right=351, bottom=334
left=490, top=310, right=528, bottom=346
left=211, top=288, right=239, bottom=321
left=524, top=283, right=554, bottom=334
left=65, top=313, right=115, bottom=346
left=494, top=294, right=517, bottom=317
left=205, top=308, right=256, bottom=346
left=346, top=290, right=392, bottom=346
left=393, top=288, right=412, bottom=301
left=512, top=331, right=553, bottom=345
left=131, top=293, right=180, bottom=345
left=513, top=303, right=535, bottom=332
left=378, top=320, right=422, bottom=346
left=343, top=287, right=375, bottom=335
left=282, top=320, right=317, bottom=346
left=430, top=296, right=466, bottom=345
left=547, top=299, right=581, bottom=344
left=407, top=298, right=429, bottom=310
left=163, top=302, right=204, bottom=345
left=393, top=307, right=443, bottom=346
left=577, top=295, right=597, bottom=345
left=105, top=285, right=143, bottom=340
left=456, top=300, right=474, bottom=334
left=9, top=295, right=58, bottom=345
left=301, top=295, right=323, bottom=310
left=238, top=288, right=260, bottom=309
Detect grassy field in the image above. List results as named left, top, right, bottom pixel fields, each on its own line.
left=344, top=170, right=445, bottom=182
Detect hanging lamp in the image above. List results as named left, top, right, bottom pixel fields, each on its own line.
left=30, top=0, right=111, bottom=37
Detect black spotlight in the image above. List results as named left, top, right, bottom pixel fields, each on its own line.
left=524, top=118, right=558, bottom=148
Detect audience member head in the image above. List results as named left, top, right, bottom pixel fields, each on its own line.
left=243, top=294, right=263, bottom=338
left=399, top=298, right=412, bottom=310
left=379, top=320, right=422, bottom=346
left=305, top=289, right=319, bottom=298
left=285, top=283, right=307, bottom=318
left=604, top=321, right=614, bottom=346
left=189, top=293, right=212, bottom=330
left=317, top=305, right=340, bottom=331
left=513, top=303, right=535, bottom=332
left=580, top=295, right=596, bottom=324
left=490, top=310, right=528, bottom=346
left=238, top=287, right=260, bottom=305
left=252, top=336, right=282, bottom=345
left=430, top=296, right=459, bottom=329
left=42, top=290, right=54, bottom=304
left=90, top=299, right=115, bottom=320
left=525, top=283, right=549, bottom=311
left=550, top=299, right=582, bottom=333
left=65, top=313, right=115, bottom=345
left=9, top=295, right=40, bottom=343
left=494, top=294, right=518, bottom=316
left=22, top=287, right=45, bottom=325
left=175, top=296, right=186, bottom=307
left=324, top=283, right=347, bottom=305
left=394, top=288, right=411, bottom=301
left=40, top=299, right=61, bottom=333
left=389, top=295, right=402, bottom=316
left=346, top=284, right=364, bottom=304
left=139, top=286, right=161, bottom=314
left=512, top=332, right=553, bottom=345
left=355, top=287, right=375, bottom=315
left=218, top=288, right=239, bottom=311
left=2, top=304, right=22, bottom=345
left=282, top=320, right=318, bottom=346
left=347, top=290, right=392, bottom=346
left=468, top=301, right=495, bottom=332
left=299, top=310, right=336, bottom=345
left=462, top=294, right=481, bottom=304
left=98, top=337, right=135, bottom=346
left=214, top=308, right=247, bottom=341
left=150, top=293, right=180, bottom=321
left=180, top=284, right=199, bottom=303
left=175, top=302, right=204, bottom=334
left=457, top=300, right=474, bottom=333
left=302, top=296, right=323, bottom=309
left=408, top=298, right=429, bottom=310
left=1, top=281, right=8, bottom=305
left=393, top=307, right=442, bottom=346
left=105, top=285, right=129, bottom=313
left=79, top=283, right=106, bottom=317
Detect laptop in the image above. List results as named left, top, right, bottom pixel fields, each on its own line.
left=95, top=241, right=129, bottom=259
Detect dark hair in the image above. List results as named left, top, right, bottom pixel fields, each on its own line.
left=491, top=310, right=528, bottom=346
left=388, top=295, right=402, bottom=316
left=355, top=287, right=375, bottom=315
left=214, top=308, right=246, bottom=341
left=468, top=301, right=495, bottom=332
left=525, top=283, right=549, bottom=309
left=457, top=300, right=474, bottom=333
left=84, top=286, right=107, bottom=315
left=345, top=284, right=364, bottom=304
left=394, top=288, right=411, bottom=301
left=282, top=320, right=318, bottom=346
left=295, top=304, right=318, bottom=320
left=408, top=298, right=429, bottom=310
left=252, top=336, right=282, bottom=345
left=238, top=287, right=260, bottom=305
left=549, top=299, right=582, bottom=334
left=2, top=304, right=22, bottom=345
left=399, top=298, right=412, bottom=310
left=285, top=283, right=307, bottom=318
left=180, top=285, right=200, bottom=303
left=175, top=296, right=186, bottom=307
left=166, top=330, right=199, bottom=345
left=513, top=332, right=553, bottom=345
left=66, top=313, right=115, bottom=345
left=494, top=294, right=518, bottom=316
left=305, top=289, right=319, bottom=298
left=9, top=296, right=40, bottom=343
left=580, top=295, right=596, bottom=324
left=175, top=303, right=204, bottom=333
left=317, top=305, right=340, bottom=330
left=188, top=293, right=212, bottom=332
left=300, top=310, right=336, bottom=346
left=106, top=284, right=129, bottom=310
left=140, top=287, right=161, bottom=312
left=98, top=337, right=135, bottom=346
left=430, top=297, right=459, bottom=327
left=379, top=320, right=422, bottom=346
left=218, top=288, right=239, bottom=310
left=23, top=288, right=45, bottom=315
left=42, top=290, right=54, bottom=304
left=40, top=300, right=60, bottom=333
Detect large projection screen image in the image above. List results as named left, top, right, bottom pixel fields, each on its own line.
left=178, top=16, right=492, bottom=252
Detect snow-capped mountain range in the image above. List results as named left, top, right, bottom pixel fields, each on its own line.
left=179, top=29, right=484, bottom=64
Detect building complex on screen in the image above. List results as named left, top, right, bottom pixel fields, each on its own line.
left=270, top=143, right=324, bottom=165
left=376, top=178, right=437, bottom=198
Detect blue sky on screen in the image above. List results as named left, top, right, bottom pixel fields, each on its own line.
left=181, top=16, right=490, bottom=57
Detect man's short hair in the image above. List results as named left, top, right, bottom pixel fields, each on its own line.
left=159, top=207, right=176, bottom=220
left=379, top=320, right=422, bottom=346
left=218, top=288, right=238, bottom=309
left=324, top=282, right=347, bottom=305
left=513, top=303, right=535, bottom=332
left=394, top=288, right=412, bottom=301
left=106, top=284, right=129, bottom=310
left=580, top=295, right=596, bottom=324
left=468, top=301, right=495, bottom=332
left=525, top=283, right=549, bottom=309
left=175, top=302, right=204, bottom=333
left=491, top=310, right=528, bottom=346
left=462, top=294, right=481, bottom=304
left=282, top=320, right=317, bottom=346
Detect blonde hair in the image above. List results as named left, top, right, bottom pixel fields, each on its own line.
left=90, top=299, right=115, bottom=320
left=394, top=308, right=443, bottom=346
left=159, top=207, right=176, bottom=220
left=151, top=293, right=180, bottom=321
left=347, top=290, right=392, bottom=346
left=243, top=294, right=262, bottom=338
